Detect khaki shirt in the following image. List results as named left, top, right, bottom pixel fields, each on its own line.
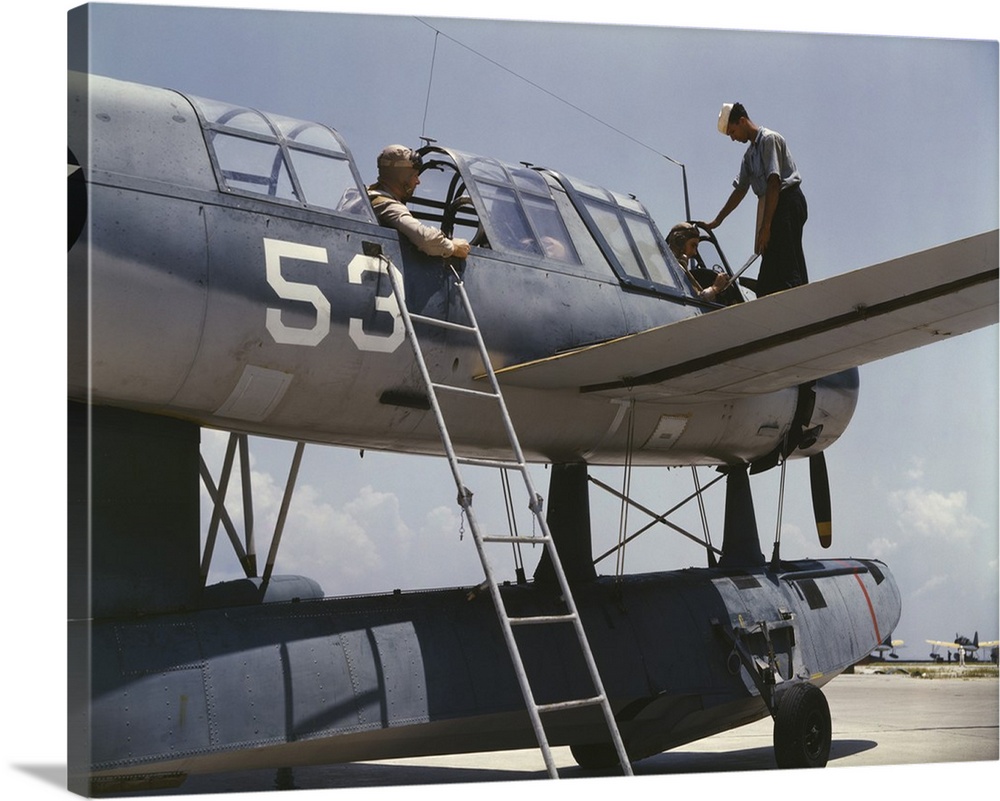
left=367, top=184, right=457, bottom=257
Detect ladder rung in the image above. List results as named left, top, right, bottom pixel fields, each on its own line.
left=458, top=456, right=523, bottom=470
left=432, top=383, right=499, bottom=400
left=409, top=313, right=477, bottom=334
left=508, top=613, right=578, bottom=626
left=536, top=696, right=606, bottom=714
left=482, top=534, right=552, bottom=544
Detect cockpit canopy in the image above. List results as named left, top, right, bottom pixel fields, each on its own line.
left=411, top=147, right=689, bottom=297
left=186, top=92, right=721, bottom=303
left=188, top=93, right=375, bottom=222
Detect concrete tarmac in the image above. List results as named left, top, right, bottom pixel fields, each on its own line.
left=113, top=670, right=999, bottom=797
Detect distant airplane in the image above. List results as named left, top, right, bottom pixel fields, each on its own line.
left=869, top=636, right=905, bottom=660
left=926, top=633, right=1000, bottom=664
left=67, top=67, right=997, bottom=794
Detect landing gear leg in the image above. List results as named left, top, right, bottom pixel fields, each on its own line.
left=773, top=682, right=831, bottom=768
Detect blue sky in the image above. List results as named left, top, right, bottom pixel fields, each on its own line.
left=5, top=1, right=999, bottom=799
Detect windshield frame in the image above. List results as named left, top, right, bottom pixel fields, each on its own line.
left=539, top=169, right=691, bottom=297
left=184, top=92, right=376, bottom=222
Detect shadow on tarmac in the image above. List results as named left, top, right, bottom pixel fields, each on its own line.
left=13, top=738, right=881, bottom=795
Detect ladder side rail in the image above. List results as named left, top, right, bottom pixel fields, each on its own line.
left=382, top=254, right=631, bottom=777
left=463, top=500, right=561, bottom=778
left=451, top=273, right=610, bottom=677
left=451, top=277, right=532, bottom=470
left=536, top=534, right=634, bottom=775
left=451, top=273, right=633, bottom=777
left=383, top=257, right=471, bottom=503
left=450, top=275, right=559, bottom=544
left=383, top=255, right=560, bottom=778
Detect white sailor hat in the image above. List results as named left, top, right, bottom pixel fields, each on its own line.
left=717, top=103, right=734, bottom=135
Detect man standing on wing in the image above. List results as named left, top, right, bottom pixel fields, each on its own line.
left=705, top=103, right=808, bottom=296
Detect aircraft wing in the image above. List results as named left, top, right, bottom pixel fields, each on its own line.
left=494, top=231, right=998, bottom=402
left=926, top=640, right=961, bottom=648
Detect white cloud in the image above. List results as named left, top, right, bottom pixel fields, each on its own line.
left=199, top=434, right=392, bottom=589
left=285, top=484, right=385, bottom=576
left=420, top=504, right=463, bottom=539
left=905, top=457, right=926, bottom=482
left=911, top=573, right=949, bottom=599
left=267, top=483, right=430, bottom=594
left=197, top=432, right=504, bottom=596
left=888, top=488, right=986, bottom=542
left=866, top=536, right=898, bottom=559
left=343, top=485, right=414, bottom=550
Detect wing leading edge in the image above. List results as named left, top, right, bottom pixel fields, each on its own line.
left=494, top=230, right=998, bottom=402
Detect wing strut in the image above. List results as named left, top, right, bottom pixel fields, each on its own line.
left=370, top=242, right=633, bottom=779
left=199, top=433, right=306, bottom=595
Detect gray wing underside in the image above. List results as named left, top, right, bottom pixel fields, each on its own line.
left=493, top=230, right=998, bottom=403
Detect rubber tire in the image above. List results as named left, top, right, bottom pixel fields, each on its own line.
left=773, top=683, right=832, bottom=768
left=570, top=742, right=624, bottom=771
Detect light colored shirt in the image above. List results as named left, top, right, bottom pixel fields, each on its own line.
left=367, top=184, right=458, bottom=257
left=734, top=127, right=802, bottom=198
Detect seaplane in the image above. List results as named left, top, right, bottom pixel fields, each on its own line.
left=867, top=636, right=905, bottom=661
left=926, top=633, right=1000, bottom=664
left=67, top=69, right=998, bottom=794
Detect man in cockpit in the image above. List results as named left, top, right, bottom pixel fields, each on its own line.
left=365, top=145, right=471, bottom=260
left=668, top=223, right=729, bottom=303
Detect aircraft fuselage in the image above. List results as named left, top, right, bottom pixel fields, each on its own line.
left=68, top=72, right=857, bottom=467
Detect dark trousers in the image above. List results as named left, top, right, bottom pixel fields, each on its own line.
left=757, top=184, right=808, bottom=296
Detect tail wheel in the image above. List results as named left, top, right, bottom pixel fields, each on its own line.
left=570, top=742, right=623, bottom=771
left=773, top=682, right=831, bottom=768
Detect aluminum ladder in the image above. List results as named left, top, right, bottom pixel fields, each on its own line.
left=372, top=245, right=632, bottom=778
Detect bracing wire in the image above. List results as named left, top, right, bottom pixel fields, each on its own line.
left=615, top=399, right=637, bottom=580
left=691, top=466, right=718, bottom=568
left=772, top=455, right=788, bottom=567
left=413, top=17, right=687, bottom=172
left=420, top=30, right=440, bottom=142
left=590, top=472, right=726, bottom=566
left=500, top=468, right=527, bottom=584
